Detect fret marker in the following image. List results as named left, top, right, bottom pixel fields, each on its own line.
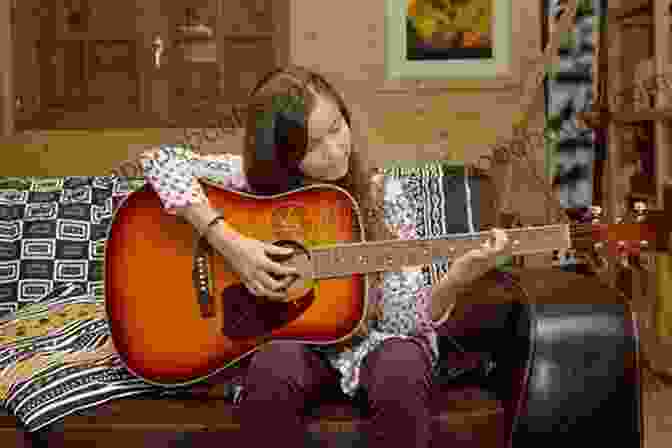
left=359, top=255, right=368, bottom=264
left=513, top=240, right=520, bottom=246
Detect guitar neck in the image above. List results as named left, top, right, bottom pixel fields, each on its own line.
left=309, top=224, right=572, bottom=279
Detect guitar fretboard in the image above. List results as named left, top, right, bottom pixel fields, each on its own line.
left=309, top=224, right=572, bottom=279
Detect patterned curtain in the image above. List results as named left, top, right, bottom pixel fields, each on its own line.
left=546, top=0, right=603, bottom=209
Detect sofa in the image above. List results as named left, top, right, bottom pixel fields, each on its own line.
left=0, top=163, right=642, bottom=447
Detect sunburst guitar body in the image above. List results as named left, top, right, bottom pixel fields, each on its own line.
left=105, top=183, right=366, bottom=387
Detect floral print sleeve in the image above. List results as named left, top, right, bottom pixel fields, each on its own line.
left=376, top=177, right=438, bottom=334
left=139, top=145, right=249, bottom=215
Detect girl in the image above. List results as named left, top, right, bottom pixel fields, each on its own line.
left=138, top=65, right=509, bottom=447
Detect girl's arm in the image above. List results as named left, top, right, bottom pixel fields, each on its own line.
left=430, top=273, right=468, bottom=325
left=139, top=145, right=243, bottom=242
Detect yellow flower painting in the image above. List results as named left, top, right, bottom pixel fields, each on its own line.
left=407, top=0, right=493, bottom=60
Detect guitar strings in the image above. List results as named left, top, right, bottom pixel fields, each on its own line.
left=428, top=224, right=654, bottom=252
left=430, top=224, right=652, bottom=240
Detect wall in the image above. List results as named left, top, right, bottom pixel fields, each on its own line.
left=1, top=0, right=551, bottom=224
left=279, top=0, right=550, bottom=224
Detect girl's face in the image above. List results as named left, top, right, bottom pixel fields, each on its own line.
left=299, top=92, right=352, bottom=181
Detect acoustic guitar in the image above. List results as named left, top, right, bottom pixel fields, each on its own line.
left=105, top=182, right=661, bottom=387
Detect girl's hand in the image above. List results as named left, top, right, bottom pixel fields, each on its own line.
left=446, top=228, right=511, bottom=286
left=210, top=229, right=298, bottom=301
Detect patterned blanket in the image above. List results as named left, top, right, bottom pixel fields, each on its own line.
left=0, top=176, right=169, bottom=431
left=0, top=165, right=491, bottom=431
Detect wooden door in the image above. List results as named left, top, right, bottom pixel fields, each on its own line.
left=166, top=0, right=277, bottom=129
left=7, top=0, right=280, bottom=135
left=10, top=0, right=188, bottom=131
left=9, top=0, right=164, bottom=130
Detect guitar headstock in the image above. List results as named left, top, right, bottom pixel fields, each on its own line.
left=586, top=200, right=670, bottom=271
left=631, top=200, right=649, bottom=223
left=559, top=202, right=664, bottom=274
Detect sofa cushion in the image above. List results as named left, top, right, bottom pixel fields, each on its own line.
left=0, top=176, right=145, bottom=316
left=0, top=177, right=166, bottom=433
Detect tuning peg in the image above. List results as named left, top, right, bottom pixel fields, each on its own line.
left=593, top=241, right=604, bottom=251
left=615, top=216, right=624, bottom=224
left=633, top=200, right=648, bottom=223
left=639, top=252, right=652, bottom=269
left=619, top=253, right=630, bottom=268
left=640, top=240, right=649, bottom=249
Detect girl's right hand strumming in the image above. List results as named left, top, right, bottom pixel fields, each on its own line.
left=209, top=229, right=298, bottom=301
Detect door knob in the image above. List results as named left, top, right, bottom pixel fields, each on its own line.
left=152, top=35, right=165, bottom=69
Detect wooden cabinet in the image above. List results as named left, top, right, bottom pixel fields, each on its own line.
left=604, top=0, right=672, bottom=211
left=2, top=0, right=280, bottom=132
left=595, top=0, right=672, bottom=380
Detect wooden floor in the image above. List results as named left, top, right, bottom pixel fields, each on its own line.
left=643, top=368, right=672, bottom=447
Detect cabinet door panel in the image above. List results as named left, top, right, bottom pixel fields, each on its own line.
left=220, top=0, right=273, bottom=36
left=12, top=0, right=168, bottom=130
left=220, top=37, right=276, bottom=106
left=9, top=0, right=281, bottom=132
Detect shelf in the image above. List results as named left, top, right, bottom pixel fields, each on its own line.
left=608, top=0, right=652, bottom=21
left=579, top=108, right=672, bottom=126
left=613, top=109, right=672, bottom=123
left=620, top=16, right=653, bottom=27
left=176, top=24, right=214, bottom=41
left=627, top=192, right=657, bottom=202
left=221, top=32, right=273, bottom=40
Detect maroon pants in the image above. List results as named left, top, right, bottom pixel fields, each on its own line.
left=238, top=339, right=433, bottom=447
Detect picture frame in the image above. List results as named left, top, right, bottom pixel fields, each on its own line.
left=384, top=0, right=515, bottom=82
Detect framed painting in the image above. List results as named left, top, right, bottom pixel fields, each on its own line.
left=385, top=0, right=514, bottom=80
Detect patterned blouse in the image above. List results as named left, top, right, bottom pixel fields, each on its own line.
left=140, top=145, right=451, bottom=396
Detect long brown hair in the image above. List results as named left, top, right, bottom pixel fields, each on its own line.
left=242, top=65, right=391, bottom=242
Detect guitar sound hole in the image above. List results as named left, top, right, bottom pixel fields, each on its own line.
left=221, top=283, right=314, bottom=339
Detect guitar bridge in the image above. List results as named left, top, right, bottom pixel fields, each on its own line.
left=193, top=234, right=215, bottom=319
